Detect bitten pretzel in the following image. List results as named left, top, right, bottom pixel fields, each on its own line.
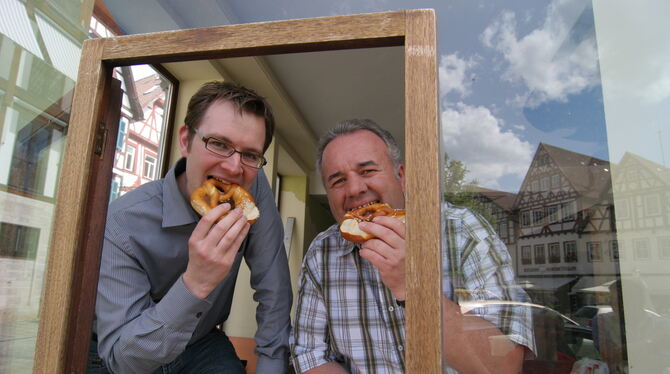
left=190, top=178, right=259, bottom=223
left=340, top=202, right=405, bottom=243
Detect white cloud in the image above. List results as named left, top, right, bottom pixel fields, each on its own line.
left=594, top=1, right=670, bottom=105
left=442, top=103, right=534, bottom=188
left=481, top=0, right=599, bottom=106
left=439, top=53, right=478, bottom=99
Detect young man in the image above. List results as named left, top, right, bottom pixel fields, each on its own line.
left=291, top=119, right=535, bottom=373
left=92, top=82, right=291, bottom=373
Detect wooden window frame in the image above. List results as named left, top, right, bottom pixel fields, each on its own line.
left=33, top=10, right=441, bottom=373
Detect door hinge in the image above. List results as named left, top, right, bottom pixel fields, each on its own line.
left=94, top=121, right=107, bottom=157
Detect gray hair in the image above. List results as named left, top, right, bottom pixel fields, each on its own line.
left=316, top=119, right=403, bottom=175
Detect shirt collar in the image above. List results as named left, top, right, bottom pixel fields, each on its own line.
left=162, top=158, right=200, bottom=228
left=325, top=224, right=359, bottom=257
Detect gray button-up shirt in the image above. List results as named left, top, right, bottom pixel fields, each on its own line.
left=95, top=158, right=292, bottom=373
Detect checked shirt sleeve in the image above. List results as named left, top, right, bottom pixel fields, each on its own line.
left=442, top=204, right=536, bottom=354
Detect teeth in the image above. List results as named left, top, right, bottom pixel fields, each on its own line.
left=351, top=200, right=379, bottom=210
left=209, top=176, right=228, bottom=184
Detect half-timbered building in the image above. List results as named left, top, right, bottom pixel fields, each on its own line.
left=612, top=152, right=670, bottom=311
left=510, top=143, right=618, bottom=309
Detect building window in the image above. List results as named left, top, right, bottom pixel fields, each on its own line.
left=534, top=244, right=546, bottom=264
left=587, top=242, right=602, bottom=262
left=540, top=176, right=550, bottom=191
left=499, top=221, right=508, bottom=239
left=143, top=154, right=156, bottom=180
left=548, top=205, right=559, bottom=223
left=610, top=240, right=620, bottom=261
left=521, top=246, right=532, bottom=265
left=645, top=194, right=661, bottom=216
left=521, top=211, right=531, bottom=227
left=0, top=223, right=40, bottom=260
left=533, top=209, right=545, bottom=226
left=109, top=175, right=122, bottom=203
left=124, top=145, right=136, bottom=171
left=562, top=201, right=575, bottom=221
left=657, top=237, right=670, bottom=260
left=551, top=174, right=561, bottom=189
left=531, top=180, right=540, bottom=192
left=634, top=238, right=650, bottom=260
left=117, top=118, right=127, bottom=150
left=548, top=242, right=561, bottom=263
left=564, top=241, right=577, bottom=263
left=616, top=199, right=629, bottom=218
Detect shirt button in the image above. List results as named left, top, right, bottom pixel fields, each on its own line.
left=398, top=345, right=404, bottom=351
left=388, top=306, right=395, bottom=312
left=196, top=312, right=202, bottom=318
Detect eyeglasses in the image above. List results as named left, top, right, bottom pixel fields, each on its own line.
left=190, top=127, right=267, bottom=169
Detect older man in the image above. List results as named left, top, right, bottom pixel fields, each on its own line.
left=291, top=119, right=534, bottom=373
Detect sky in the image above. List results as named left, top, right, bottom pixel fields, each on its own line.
left=223, top=0, right=615, bottom=192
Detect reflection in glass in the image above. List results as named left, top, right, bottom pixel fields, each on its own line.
left=438, top=0, right=665, bottom=372
left=0, top=0, right=93, bottom=371
left=438, top=0, right=670, bottom=372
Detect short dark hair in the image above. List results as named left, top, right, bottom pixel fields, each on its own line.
left=316, top=119, right=402, bottom=174
left=184, top=81, right=275, bottom=151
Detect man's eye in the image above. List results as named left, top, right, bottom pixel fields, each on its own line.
left=209, top=140, right=230, bottom=150
left=361, top=169, right=377, bottom=175
left=331, top=178, right=344, bottom=187
left=241, top=152, right=260, bottom=162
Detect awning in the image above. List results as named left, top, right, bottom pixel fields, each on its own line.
left=570, top=276, right=617, bottom=294
left=518, top=276, right=577, bottom=291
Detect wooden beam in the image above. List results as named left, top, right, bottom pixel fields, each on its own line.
left=100, top=11, right=406, bottom=66
left=33, top=38, right=109, bottom=374
left=404, top=9, right=442, bottom=374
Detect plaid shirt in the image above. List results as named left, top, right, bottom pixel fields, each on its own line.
left=291, top=203, right=534, bottom=373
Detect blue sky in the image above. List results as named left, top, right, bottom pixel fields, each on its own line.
left=223, top=0, right=623, bottom=192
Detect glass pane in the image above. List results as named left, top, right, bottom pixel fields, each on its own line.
left=0, top=0, right=93, bottom=372
left=98, top=2, right=670, bottom=373
left=594, top=1, right=670, bottom=372
left=439, top=1, right=670, bottom=373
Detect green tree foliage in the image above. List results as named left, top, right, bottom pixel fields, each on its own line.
left=442, top=153, right=495, bottom=223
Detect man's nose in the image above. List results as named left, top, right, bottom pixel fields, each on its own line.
left=346, top=174, right=367, bottom=197
left=219, top=152, right=243, bottom=176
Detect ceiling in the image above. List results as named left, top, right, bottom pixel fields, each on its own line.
left=102, top=0, right=405, bottom=174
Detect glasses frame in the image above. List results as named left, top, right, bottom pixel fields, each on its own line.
left=190, top=126, right=267, bottom=169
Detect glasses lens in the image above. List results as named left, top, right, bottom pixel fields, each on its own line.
left=206, top=139, right=234, bottom=156
left=241, top=154, right=265, bottom=169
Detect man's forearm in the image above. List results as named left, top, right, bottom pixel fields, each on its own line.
left=442, top=298, right=524, bottom=374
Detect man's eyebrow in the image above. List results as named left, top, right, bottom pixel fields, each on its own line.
left=358, top=160, right=378, bottom=168
left=326, top=171, right=343, bottom=183
left=208, top=134, right=262, bottom=154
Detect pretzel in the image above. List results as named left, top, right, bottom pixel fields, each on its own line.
left=339, top=202, right=405, bottom=243
left=190, top=178, right=259, bottom=223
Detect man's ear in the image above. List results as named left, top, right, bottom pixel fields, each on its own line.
left=178, top=125, right=191, bottom=157
left=397, top=164, right=406, bottom=194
